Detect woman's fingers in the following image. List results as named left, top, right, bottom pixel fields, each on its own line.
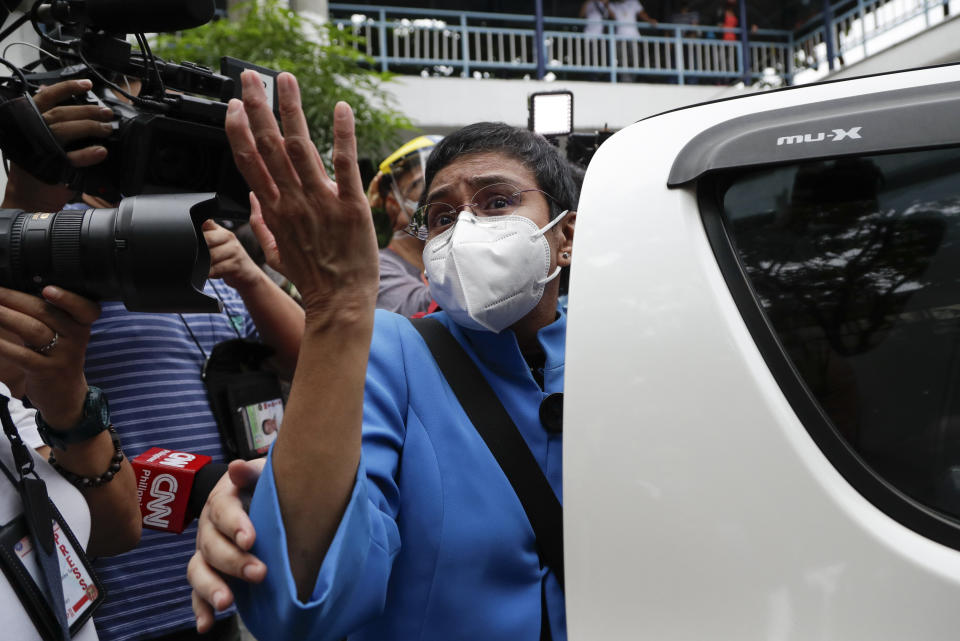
left=195, top=508, right=265, bottom=581
left=330, top=102, right=365, bottom=205
left=225, top=99, right=280, bottom=205
left=240, top=71, right=304, bottom=198
left=187, top=552, right=234, bottom=618
left=276, top=73, right=328, bottom=193
left=191, top=588, right=216, bottom=634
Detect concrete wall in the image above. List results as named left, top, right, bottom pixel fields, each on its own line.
left=383, top=75, right=754, bottom=134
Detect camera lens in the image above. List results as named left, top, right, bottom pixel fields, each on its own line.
left=0, top=193, right=222, bottom=313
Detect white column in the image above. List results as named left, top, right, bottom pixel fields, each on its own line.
left=289, top=0, right=329, bottom=20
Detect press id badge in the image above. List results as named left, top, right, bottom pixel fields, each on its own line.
left=0, top=508, right=104, bottom=639
left=204, top=338, right=286, bottom=460
left=237, top=396, right=284, bottom=457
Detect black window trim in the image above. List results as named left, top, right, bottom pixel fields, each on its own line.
left=697, top=170, right=960, bottom=551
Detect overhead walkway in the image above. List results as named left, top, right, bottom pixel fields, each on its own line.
left=828, top=11, right=960, bottom=79
left=329, top=1, right=960, bottom=133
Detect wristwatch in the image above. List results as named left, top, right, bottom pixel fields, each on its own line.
left=36, top=386, right=111, bottom=450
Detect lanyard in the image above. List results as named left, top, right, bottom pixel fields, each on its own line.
left=0, top=395, right=70, bottom=641
left=179, top=282, right=244, bottom=361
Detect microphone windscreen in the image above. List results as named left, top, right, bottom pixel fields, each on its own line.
left=186, top=462, right=229, bottom=522
left=86, top=0, right=215, bottom=33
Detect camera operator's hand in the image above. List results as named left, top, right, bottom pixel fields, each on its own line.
left=2, top=79, right=114, bottom=212
left=203, top=219, right=265, bottom=292
left=203, top=194, right=286, bottom=286
left=188, top=458, right=266, bottom=633
left=203, top=195, right=305, bottom=375
left=0, top=286, right=139, bottom=556
left=0, top=286, right=100, bottom=428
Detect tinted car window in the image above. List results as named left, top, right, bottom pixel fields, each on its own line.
left=722, top=148, right=960, bottom=520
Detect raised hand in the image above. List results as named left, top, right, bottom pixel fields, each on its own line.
left=224, top=71, right=379, bottom=317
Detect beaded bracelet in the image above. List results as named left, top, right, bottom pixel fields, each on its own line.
left=48, top=425, right=125, bottom=489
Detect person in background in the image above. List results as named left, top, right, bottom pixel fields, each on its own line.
left=721, top=0, right=739, bottom=41
left=367, top=135, right=442, bottom=317
left=609, top=0, right=657, bottom=28
left=580, top=0, right=613, bottom=31
left=607, top=0, right=658, bottom=81
left=579, top=0, right=613, bottom=71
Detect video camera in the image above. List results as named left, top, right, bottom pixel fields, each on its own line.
left=0, top=0, right=281, bottom=312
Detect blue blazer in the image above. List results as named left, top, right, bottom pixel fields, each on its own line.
left=236, top=309, right=566, bottom=641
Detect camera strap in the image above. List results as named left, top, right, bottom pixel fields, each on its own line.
left=0, top=395, right=70, bottom=641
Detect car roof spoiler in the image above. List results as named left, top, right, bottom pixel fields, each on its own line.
left=667, top=81, right=960, bottom=187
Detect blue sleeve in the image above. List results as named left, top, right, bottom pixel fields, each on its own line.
left=233, top=311, right=409, bottom=641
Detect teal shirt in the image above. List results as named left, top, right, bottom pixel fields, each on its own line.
left=236, top=309, right=566, bottom=641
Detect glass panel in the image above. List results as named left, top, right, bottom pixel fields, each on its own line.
left=722, top=148, right=960, bottom=519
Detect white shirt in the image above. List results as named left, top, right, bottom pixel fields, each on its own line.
left=0, top=383, right=97, bottom=641
left=582, top=0, right=608, bottom=35
left=609, top=0, right=645, bottom=36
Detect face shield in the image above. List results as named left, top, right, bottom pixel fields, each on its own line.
left=379, top=135, right=442, bottom=232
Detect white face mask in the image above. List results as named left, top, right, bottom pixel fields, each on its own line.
left=423, top=209, right=568, bottom=333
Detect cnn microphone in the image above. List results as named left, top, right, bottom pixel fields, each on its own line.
left=39, top=0, right=215, bottom=33
left=131, top=447, right=227, bottom=534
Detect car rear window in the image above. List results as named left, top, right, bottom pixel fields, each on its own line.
left=721, top=147, right=960, bottom=522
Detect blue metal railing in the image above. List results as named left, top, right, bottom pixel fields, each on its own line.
left=793, top=0, right=958, bottom=77
left=328, top=1, right=957, bottom=85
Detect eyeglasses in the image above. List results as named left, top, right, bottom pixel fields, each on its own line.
left=407, top=183, right=555, bottom=240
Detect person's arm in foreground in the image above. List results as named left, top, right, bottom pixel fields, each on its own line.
left=224, top=71, right=380, bottom=599
left=0, top=286, right=140, bottom=556
left=202, top=194, right=305, bottom=375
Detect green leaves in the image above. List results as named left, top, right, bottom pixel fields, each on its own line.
left=154, top=0, right=411, bottom=171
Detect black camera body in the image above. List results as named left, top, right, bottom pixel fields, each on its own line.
left=0, top=21, right=266, bottom=208
left=76, top=91, right=245, bottom=205
left=0, top=1, right=278, bottom=312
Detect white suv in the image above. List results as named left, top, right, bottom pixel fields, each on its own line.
left=565, top=65, right=960, bottom=639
